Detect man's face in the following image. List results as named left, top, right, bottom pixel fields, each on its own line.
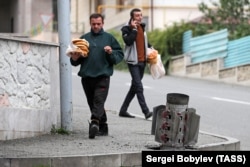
left=90, top=17, right=103, bottom=33
left=133, top=11, right=143, bottom=24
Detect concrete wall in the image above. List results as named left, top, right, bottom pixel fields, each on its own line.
left=168, top=54, right=250, bottom=86
left=0, top=35, right=60, bottom=140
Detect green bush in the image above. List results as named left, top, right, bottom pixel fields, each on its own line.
left=147, top=21, right=198, bottom=70
left=108, top=22, right=208, bottom=73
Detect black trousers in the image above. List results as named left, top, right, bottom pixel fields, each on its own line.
left=81, top=76, right=110, bottom=123
left=120, top=62, right=150, bottom=114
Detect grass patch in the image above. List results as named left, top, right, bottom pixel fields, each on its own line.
left=50, top=124, right=70, bottom=135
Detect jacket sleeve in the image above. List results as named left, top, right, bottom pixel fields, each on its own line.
left=121, top=26, right=137, bottom=46
left=106, top=36, right=124, bottom=65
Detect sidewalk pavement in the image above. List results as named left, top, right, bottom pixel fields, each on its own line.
left=0, top=106, right=240, bottom=167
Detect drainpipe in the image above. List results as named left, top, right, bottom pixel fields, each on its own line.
left=151, top=0, right=154, bottom=30
left=76, top=0, right=78, bottom=32
left=57, top=0, right=72, bottom=131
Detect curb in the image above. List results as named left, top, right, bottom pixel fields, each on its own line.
left=0, top=131, right=240, bottom=167
left=196, top=131, right=240, bottom=151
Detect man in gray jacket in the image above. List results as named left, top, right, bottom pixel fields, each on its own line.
left=119, top=8, right=153, bottom=120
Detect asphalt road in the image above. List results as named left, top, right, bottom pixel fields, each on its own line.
left=72, top=67, right=250, bottom=150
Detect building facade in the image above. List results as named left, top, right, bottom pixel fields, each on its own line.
left=0, top=0, right=217, bottom=42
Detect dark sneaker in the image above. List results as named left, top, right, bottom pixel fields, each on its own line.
left=89, top=121, right=99, bottom=139
left=97, top=123, right=108, bottom=136
left=119, top=112, right=135, bottom=118
left=145, top=111, right=153, bottom=120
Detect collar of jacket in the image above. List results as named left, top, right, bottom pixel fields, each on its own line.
left=140, top=22, right=146, bottom=28
left=125, top=22, right=146, bottom=27
left=137, top=23, right=146, bottom=31
left=125, top=22, right=146, bottom=31
left=91, top=28, right=104, bottom=36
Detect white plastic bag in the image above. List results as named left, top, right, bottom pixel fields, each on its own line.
left=66, top=39, right=89, bottom=58
left=149, top=54, right=165, bottom=79
left=66, top=42, right=78, bottom=57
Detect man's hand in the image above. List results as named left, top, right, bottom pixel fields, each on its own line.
left=131, top=20, right=138, bottom=29
left=104, top=46, right=112, bottom=54
left=71, top=52, right=81, bottom=61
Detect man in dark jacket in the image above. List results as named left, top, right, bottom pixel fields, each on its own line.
left=119, top=8, right=153, bottom=120
left=70, top=13, right=124, bottom=139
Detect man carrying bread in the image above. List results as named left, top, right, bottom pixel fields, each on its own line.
left=70, top=13, right=124, bottom=139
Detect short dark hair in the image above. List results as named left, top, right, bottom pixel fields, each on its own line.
left=89, top=13, right=104, bottom=22
left=130, top=8, right=141, bottom=18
